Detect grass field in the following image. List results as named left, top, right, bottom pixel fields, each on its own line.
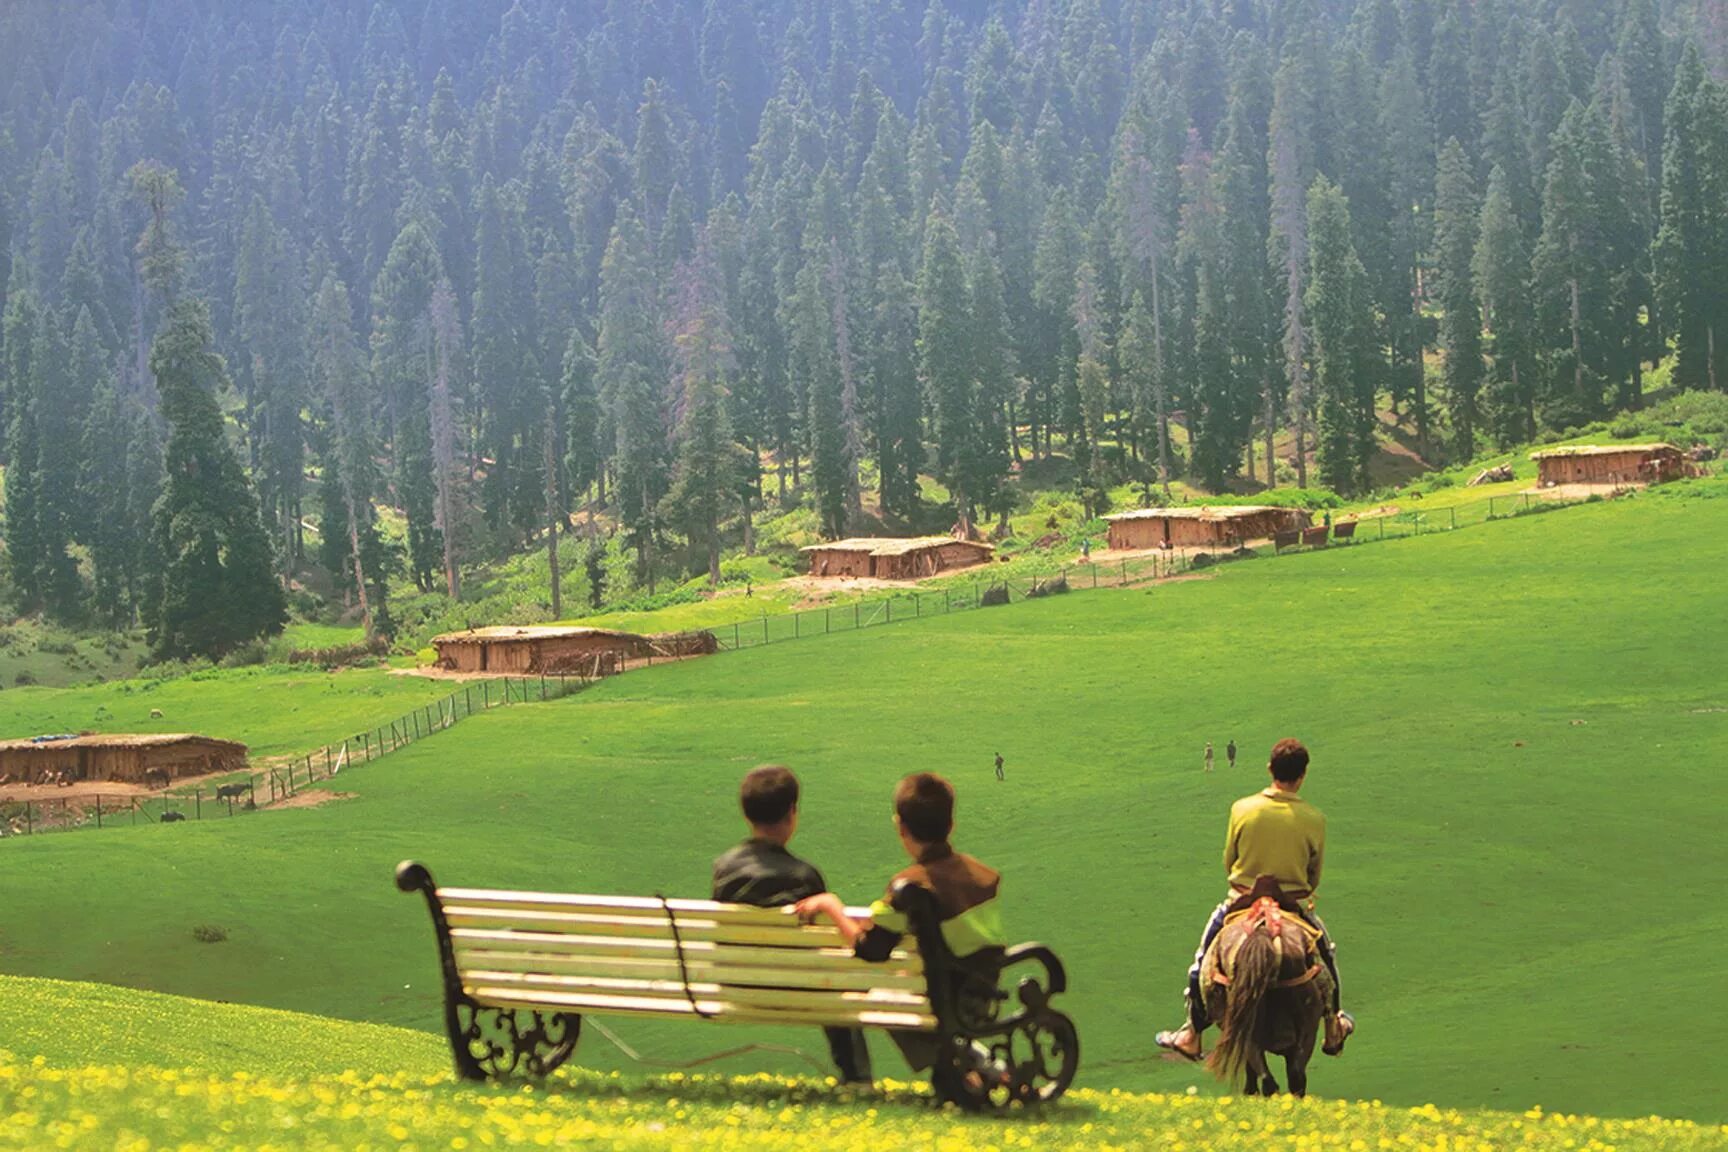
left=0, top=665, right=454, bottom=759
left=2, top=488, right=1725, bottom=1125
left=3, top=976, right=1722, bottom=1151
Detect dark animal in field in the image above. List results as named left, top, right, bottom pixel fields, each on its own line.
left=143, top=768, right=171, bottom=790
left=1201, top=889, right=1333, bottom=1099
left=981, top=584, right=1010, bottom=607
left=160, top=811, right=186, bottom=823
left=214, top=782, right=249, bottom=800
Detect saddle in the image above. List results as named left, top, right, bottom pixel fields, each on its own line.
left=1225, top=874, right=1308, bottom=918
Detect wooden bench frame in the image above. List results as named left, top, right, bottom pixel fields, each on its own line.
left=396, top=861, right=1078, bottom=1111
left=1332, top=520, right=1357, bottom=542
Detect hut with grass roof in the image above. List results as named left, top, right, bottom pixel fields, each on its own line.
left=800, top=537, right=995, bottom=580
left=1530, top=443, right=1685, bottom=487
left=1103, top=506, right=1311, bottom=551
left=0, top=734, right=248, bottom=787
left=431, top=625, right=716, bottom=675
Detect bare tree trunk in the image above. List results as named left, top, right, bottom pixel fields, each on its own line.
left=344, top=498, right=371, bottom=635
left=544, top=408, right=562, bottom=619
left=429, top=282, right=463, bottom=599
left=1264, top=367, right=1277, bottom=487
left=829, top=242, right=864, bottom=531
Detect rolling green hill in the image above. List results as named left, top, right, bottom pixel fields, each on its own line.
left=1, top=976, right=1722, bottom=1151
left=2, top=485, right=1725, bottom=1123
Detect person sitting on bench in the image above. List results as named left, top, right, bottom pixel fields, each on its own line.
left=1155, top=738, right=1354, bottom=1061
left=794, top=773, right=1007, bottom=1081
left=711, top=764, right=872, bottom=1085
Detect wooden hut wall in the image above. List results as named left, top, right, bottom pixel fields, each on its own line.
left=933, top=542, right=991, bottom=570
left=1108, top=518, right=1168, bottom=550
left=808, top=549, right=874, bottom=577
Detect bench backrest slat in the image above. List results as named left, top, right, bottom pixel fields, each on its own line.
left=453, top=949, right=927, bottom=992
left=437, top=886, right=935, bottom=1031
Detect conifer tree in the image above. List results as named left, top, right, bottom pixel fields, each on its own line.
left=1475, top=164, right=1538, bottom=442
left=1434, top=139, right=1484, bottom=459
left=918, top=212, right=978, bottom=533
left=311, top=275, right=382, bottom=634
left=597, top=203, right=667, bottom=589
left=1305, top=177, right=1376, bottom=495
left=148, top=299, right=287, bottom=659
left=1655, top=46, right=1728, bottom=392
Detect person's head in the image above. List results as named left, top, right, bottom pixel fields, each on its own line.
left=740, top=764, right=800, bottom=842
left=893, top=772, right=955, bottom=856
left=1267, top=739, right=1309, bottom=789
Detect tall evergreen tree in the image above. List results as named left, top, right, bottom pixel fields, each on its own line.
left=147, top=299, right=287, bottom=659
left=1655, top=46, right=1728, bottom=392
left=1305, top=177, right=1376, bottom=494
left=597, top=203, right=667, bottom=588
left=1434, top=138, right=1484, bottom=459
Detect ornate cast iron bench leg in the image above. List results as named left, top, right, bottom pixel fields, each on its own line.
left=397, top=860, right=582, bottom=1081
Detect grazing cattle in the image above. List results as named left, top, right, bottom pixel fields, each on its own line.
left=160, top=811, right=187, bottom=823
left=214, top=782, right=249, bottom=800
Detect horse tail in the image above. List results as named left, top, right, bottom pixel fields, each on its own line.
left=1207, top=927, right=1277, bottom=1082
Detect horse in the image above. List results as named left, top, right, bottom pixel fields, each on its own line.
left=1199, top=889, right=1333, bottom=1098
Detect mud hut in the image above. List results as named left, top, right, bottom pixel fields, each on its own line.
left=1530, top=443, right=1685, bottom=487
left=801, top=537, right=995, bottom=580
left=0, top=734, right=248, bottom=787
left=431, top=625, right=715, bottom=675
left=1103, top=506, right=1312, bottom=550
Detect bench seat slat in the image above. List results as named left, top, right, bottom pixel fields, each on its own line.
left=449, top=928, right=920, bottom=969
left=439, top=888, right=873, bottom=922
left=468, top=986, right=939, bottom=1032
left=452, top=949, right=927, bottom=992
left=443, top=906, right=858, bottom=949
left=463, top=969, right=931, bottom=1010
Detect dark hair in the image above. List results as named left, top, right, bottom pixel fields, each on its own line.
left=894, top=772, right=954, bottom=843
left=740, top=765, right=799, bottom=826
left=1268, top=739, right=1310, bottom=783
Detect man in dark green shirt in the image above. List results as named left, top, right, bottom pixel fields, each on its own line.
left=710, top=765, right=872, bottom=1085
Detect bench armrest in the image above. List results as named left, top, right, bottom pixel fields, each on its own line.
left=1001, top=942, right=1066, bottom=997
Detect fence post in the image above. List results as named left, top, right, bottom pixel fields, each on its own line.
left=1450, top=507, right=1457, bottom=530
left=733, top=622, right=741, bottom=650
left=195, top=790, right=201, bottom=820
left=886, top=598, right=892, bottom=623
left=24, top=801, right=32, bottom=834
left=855, top=602, right=860, bottom=629
left=131, top=799, right=137, bottom=826
left=826, top=608, right=832, bottom=633
left=1092, top=564, right=1098, bottom=589
left=1523, top=493, right=1531, bottom=512
left=795, top=612, right=801, bottom=638
left=1378, top=518, right=1385, bottom=541
left=95, top=796, right=102, bottom=829
left=763, top=616, right=769, bottom=644
left=248, top=779, right=256, bottom=808
left=326, top=746, right=333, bottom=774
left=915, top=594, right=920, bottom=617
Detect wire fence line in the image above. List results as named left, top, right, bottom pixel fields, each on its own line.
left=0, top=672, right=601, bottom=839
left=0, top=482, right=1631, bottom=840
left=710, top=486, right=1612, bottom=653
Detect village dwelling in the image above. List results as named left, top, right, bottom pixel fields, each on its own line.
left=1530, top=443, right=1686, bottom=487
left=0, top=733, right=248, bottom=788
left=1103, top=506, right=1313, bottom=551
left=801, top=537, right=996, bottom=580
left=431, top=625, right=716, bottom=675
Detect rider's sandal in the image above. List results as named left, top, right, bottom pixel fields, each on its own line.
left=1154, top=1030, right=1205, bottom=1063
left=1323, top=1011, right=1355, bottom=1056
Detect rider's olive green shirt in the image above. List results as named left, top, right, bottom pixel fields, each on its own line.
left=1224, top=786, right=1325, bottom=898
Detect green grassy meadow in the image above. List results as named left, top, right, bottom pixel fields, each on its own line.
left=1, top=489, right=1725, bottom=1126
left=0, top=665, right=454, bottom=759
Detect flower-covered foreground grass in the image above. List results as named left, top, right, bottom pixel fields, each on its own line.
left=4, top=1056, right=1725, bottom=1152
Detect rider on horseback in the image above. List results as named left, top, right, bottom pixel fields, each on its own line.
left=1156, top=738, right=1355, bottom=1061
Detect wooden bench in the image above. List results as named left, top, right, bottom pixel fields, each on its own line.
left=1301, top=525, right=1330, bottom=547
left=1332, top=520, right=1357, bottom=542
left=1273, top=530, right=1301, bottom=552
left=396, top=861, right=1078, bottom=1111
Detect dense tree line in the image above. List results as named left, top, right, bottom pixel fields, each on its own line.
left=2, top=0, right=1727, bottom=650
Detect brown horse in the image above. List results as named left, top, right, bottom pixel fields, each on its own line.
left=1200, top=895, right=1333, bottom=1097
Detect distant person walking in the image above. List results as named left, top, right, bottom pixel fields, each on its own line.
left=1226, top=740, right=1237, bottom=769
left=994, top=753, right=1005, bottom=781
left=1204, top=742, right=1215, bottom=773
left=1081, top=538, right=1091, bottom=562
